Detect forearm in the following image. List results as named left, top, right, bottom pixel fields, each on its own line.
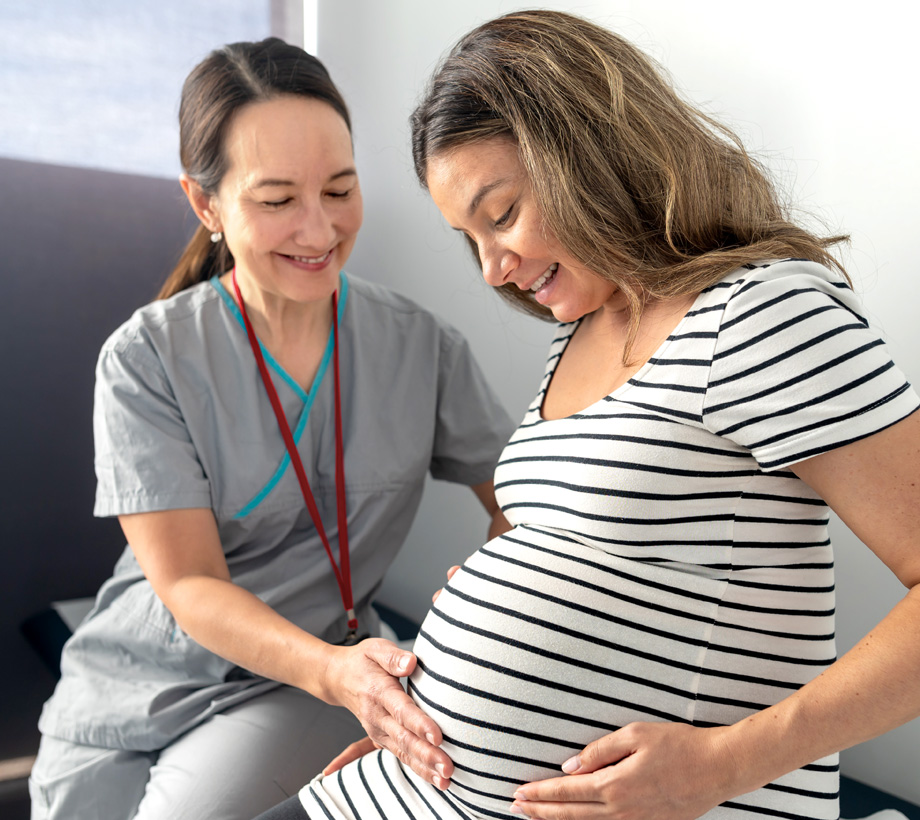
left=165, top=573, right=454, bottom=790
left=164, top=574, right=338, bottom=701
left=722, top=584, right=920, bottom=796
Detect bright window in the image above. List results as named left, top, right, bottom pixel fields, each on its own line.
left=0, top=0, right=308, bottom=178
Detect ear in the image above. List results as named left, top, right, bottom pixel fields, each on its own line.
left=180, top=173, right=221, bottom=232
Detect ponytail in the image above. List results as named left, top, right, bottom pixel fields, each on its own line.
left=158, top=225, right=232, bottom=300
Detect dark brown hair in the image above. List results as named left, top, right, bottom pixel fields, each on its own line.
left=411, top=10, right=848, bottom=353
left=159, top=38, right=351, bottom=299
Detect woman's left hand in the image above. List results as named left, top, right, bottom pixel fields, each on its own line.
left=511, top=722, right=738, bottom=820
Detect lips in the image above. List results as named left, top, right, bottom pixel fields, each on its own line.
left=529, top=263, right=558, bottom=292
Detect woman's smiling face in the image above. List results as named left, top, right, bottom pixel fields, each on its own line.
left=204, top=94, right=363, bottom=309
left=425, top=137, right=617, bottom=324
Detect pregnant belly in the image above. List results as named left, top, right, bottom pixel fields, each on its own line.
left=408, top=528, right=720, bottom=818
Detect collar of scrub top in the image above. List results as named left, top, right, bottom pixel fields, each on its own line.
left=212, top=273, right=348, bottom=519
left=231, top=268, right=357, bottom=641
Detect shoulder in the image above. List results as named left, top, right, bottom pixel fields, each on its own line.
left=685, top=258, right=868, bottom=360
left=713, top=258, right=862, bottom=322
left=99, top=280, right=224, bottom=364
left=95, top=280, right=230, bottom=398
left=701, top=257, right=872, bottom=372
left=699, top=259, right=916, bottom=467
left=345, top=274, right=443, bottom=322
left=343, top=273, right=468, bottom=348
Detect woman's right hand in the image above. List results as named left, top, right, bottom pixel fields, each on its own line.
left=322, top=638, right=453, bottom=790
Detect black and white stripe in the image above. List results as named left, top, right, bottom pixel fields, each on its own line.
left=301, top=260, right=918, bottom=820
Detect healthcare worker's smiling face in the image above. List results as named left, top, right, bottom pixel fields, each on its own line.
left=425, top=137, right=618, bottom=324
left=190, top=95, right=363, bottom=314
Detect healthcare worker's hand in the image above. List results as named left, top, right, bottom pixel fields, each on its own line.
left=322, top=638, right=453, bottom=790
left=323, top=736, right=380, bottom=775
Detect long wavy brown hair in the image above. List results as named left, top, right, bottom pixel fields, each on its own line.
left=411, top=10, right=848, bottom=355
left=159, top=38, right=351, bottom=300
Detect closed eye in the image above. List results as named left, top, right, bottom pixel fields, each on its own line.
left=263, top=198, right=292, bottom=208
left=494, top=204, right=514, bottom=228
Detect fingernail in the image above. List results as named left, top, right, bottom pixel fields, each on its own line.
left=512, top=790, right=529, bottom=801
left=436, top=763, right=449, bottom=778
left=397, top=655, right=411, bottom=672
left=510, top=805, right=527, bottom=816
left=561, top=755, right=581, bottom=773
left=426, top=732, right=438, bottom=745
left=434, top=775, right=450, bottom=791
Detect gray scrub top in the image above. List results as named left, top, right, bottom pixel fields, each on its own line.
left=38, top=273, right=514, bottom=752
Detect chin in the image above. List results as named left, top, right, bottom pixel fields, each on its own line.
left=547, top=304, right=587, bottom=324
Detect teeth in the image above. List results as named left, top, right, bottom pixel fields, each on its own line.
left=530, top=263, right=558, bottom=292
left=290, top=251, right=331, bottom=264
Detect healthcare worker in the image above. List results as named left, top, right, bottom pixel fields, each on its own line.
left=28, top=38, right=513, bottom=820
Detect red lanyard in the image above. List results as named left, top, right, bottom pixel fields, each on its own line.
left=232, top=269, right=357, bottom=641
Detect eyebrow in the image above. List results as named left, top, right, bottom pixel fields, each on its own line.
left=250, top=168, right=358, bottom=190
left=467, top=178, right=507, bottom=217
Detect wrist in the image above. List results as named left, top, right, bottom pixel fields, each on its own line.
left=696, top=725, right=752, bottom=803
left=311, top=641, right=345, bottom=705
left=716, top=705, right=805, bottom=799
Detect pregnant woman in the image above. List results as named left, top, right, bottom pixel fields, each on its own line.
left=257, top=10, right=920, bottom=820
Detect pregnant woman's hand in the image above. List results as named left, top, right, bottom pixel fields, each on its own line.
left=322, top=638, right=454, bottom=790
left=510, top=722, right=737, bottom=820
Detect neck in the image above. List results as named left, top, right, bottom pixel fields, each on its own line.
left=581, top=291, right=630, bottom=345
left=584, top=290, right=698, bottom=362
left=225, top=270, right=334, bottom=349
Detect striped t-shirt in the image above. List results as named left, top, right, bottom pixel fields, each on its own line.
left=301, top=259, right=918, bottom=820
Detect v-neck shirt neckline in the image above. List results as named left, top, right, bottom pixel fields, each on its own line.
left=210, top=272, right=349, bottom=404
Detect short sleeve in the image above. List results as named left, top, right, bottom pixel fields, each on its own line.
left=429, top=327, right=515, bottom=485
left=93, top=332, right=212, bottom=516
left=702, top=262, right=919, bottom=471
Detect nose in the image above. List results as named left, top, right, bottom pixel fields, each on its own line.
left=479, top=240, right=518, bottom=288
left=295, top=200, right=336, bottom=250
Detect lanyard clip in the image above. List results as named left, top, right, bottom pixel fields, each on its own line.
left=341, top=610, right=359, bottom=645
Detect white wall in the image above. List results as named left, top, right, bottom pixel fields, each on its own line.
left=317, top=0, right=920, bottom=804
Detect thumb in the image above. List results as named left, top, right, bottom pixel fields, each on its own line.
left=370, top=642, right=416, bottom=677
